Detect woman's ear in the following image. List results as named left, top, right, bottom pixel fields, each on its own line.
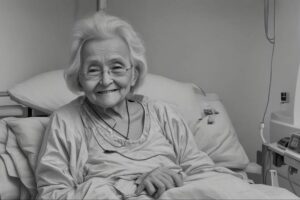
left=131, top=66, right=139, bottom=87
left=77, top=73, right=85, bottom=93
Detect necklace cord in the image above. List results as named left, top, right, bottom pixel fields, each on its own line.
left=125, top=100, right=130, bottom=139
left=87, top=99, right=131, bottom=140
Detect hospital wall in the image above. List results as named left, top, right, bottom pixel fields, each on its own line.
left=0, top=0, right=300, bottom=163
left=107, top=0, right=300, bottom=162
left=268, top=1, right=300, bottom=132
left=0, top=0, right=95, bottom=93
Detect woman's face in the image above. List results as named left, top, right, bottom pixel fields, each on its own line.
left=79, top=37, right=137, bottom=110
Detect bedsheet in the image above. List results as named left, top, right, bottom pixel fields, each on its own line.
left=156, top=172, right=298, bottom=199
left=1, top=155, right=298, bottom=200
left=0, top=107, right=299, bottom=199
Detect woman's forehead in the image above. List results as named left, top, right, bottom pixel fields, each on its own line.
left=81, top=37, right=130, bottom=61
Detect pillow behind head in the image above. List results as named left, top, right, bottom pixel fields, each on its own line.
left=8, top=70, right=79, bottom=114
left=190, top=93, right=249, bottom=169
left=135, top=73, right=204, bottom=124
left=8, top=70, right=204, bottom=124
left=7, top=69, right=248, bottom=169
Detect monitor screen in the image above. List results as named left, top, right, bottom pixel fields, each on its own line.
left=288, top=133, right=300, bottom=153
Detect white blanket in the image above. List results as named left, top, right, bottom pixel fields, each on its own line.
left=3, top=97, right=298, bottom=199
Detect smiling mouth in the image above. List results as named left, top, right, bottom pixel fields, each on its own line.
left=97, top=89, right=119, bottom=94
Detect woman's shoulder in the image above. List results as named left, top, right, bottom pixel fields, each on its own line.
left=51, top=96, right=85, bottom=121
left=47, top=96, right=86, bottom=138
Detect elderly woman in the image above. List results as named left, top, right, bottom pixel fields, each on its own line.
left=35, top=12, right=297, bottom=200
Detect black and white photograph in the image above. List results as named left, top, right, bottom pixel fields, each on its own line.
left=0, top=0, right=300, bottom=199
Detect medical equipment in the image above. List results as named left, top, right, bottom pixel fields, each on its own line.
left=264, top=131, right=300, bottom=196
left=260, top=0, right=276, bottom=144
left=284, top=133, right=300, bottom=170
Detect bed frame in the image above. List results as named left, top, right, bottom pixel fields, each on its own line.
left=0, top=91, right=46, bottom=118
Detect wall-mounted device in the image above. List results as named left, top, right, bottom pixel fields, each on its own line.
left=271, top=137, right=290, bottom=167
left=284, top=133, right=300, bottom=172
left=280, top=92, right=289, bottom=104
left=264, top=0, right=275, bottom=44
left=288, top=133, right=300, bottom=153
left=272, top=134, right=300, bottom=169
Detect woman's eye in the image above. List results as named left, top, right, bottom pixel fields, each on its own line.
left=112, top=66, right=123, bottom=70
left=87, top=66, right=101, bottom=74
left=111, top=63, right=125, bottom=71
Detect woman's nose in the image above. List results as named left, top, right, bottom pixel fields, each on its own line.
left=100, top=70, right=113, bottom=86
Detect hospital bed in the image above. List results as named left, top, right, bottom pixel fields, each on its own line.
left=0, top=70, right=297, bottom=199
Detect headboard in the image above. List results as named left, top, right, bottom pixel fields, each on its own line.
left=0, top=91, right=30, bottom=118
left=0, top=91, right=46, bottom=118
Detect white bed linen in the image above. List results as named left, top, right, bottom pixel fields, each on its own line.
left=33, top=96, right=299, bottom=199
left=158, top=172, right=298, bottom=200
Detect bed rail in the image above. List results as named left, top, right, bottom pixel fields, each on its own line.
left=0, top=91, right=9, bottom=97
left=0, top=91, right=32, bottom=118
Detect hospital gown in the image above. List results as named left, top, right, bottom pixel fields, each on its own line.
left=35, top=95, right=299, bottom=199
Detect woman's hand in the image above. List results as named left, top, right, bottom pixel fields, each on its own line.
left=135, top=167, right=183, bottom=199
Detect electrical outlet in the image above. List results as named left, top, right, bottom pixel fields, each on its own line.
left=281, top=92, right=289, bottom=104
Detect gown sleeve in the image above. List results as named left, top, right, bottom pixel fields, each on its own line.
left=151, top=101, right=216, bottom=176
left=35, top=112, right=119, bottom=200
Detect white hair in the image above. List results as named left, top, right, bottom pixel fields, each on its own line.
left=64, top=11, right=147, bottom=94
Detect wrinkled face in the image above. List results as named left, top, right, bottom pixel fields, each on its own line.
left=79, top=37, right=137, bottom=110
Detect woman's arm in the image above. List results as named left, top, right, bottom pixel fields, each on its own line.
left=35, top=113, right=119, bottom=200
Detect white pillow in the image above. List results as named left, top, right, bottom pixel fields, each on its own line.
left=135, top=74, right=203, bottom=124
left=190, top=93, right=249, bottom=169
left=0, top=159, right=21, bottom=200
left=6, top=117, right=49, bottom=170
left=0, top=119, right=22, bottom=199
left=0, top=117, right=51, bottom=199
left=8, top=70, right=203, bottom=124
left=8, top=70, right=78, bottom=114
left=8, top=69, right=248, bottom=169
